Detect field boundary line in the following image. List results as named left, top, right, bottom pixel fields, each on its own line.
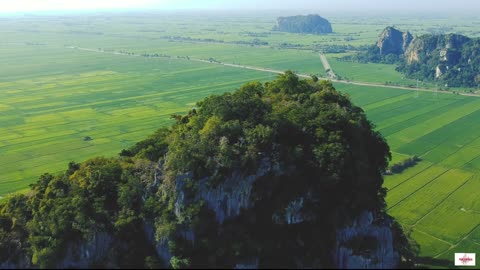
left=415, top=229, right=454, bottom=247
left=388, top=145, right=480, bottom=211
left=400, top=105, right=480, bottom=156
left=434, top=224, right=480, bottom=258
left=420, top=125, right=480, bottom=166
left=377, top=97, right=471, bottom=135
left=412, top=176, right=473, bottom=227
left=361, top=91, right=412, bottom=110
left=65, top=46, right=480, bottom=98
left=388, top=127, right=480, bottom=192
left=387, top=169, right=451, bottom=211
left=387, top=163, right=437, bottom=191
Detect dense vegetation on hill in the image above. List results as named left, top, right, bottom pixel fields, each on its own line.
left=397, top=35, right=480, bottom=87
left=0, top=72, right=416, bottom=268
left=341, top=27, right=480, bottom=88
left=273, top=15, right=333, bottom=34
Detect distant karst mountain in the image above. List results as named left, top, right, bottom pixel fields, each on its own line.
left=346, top=26, right=480, bottom=88
left=273, top=14, right=333, bottom=34
left=377, top=27, right=413, bottom=55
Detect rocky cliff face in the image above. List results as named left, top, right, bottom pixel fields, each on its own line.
left=0, top=152, right=404, bottom=270
left=174, top=158, right=283, bottom=225
left=152, top=158, right=405, bottom=268
left=0, top=157, right=406, bottom=270
left=335, top=211, right=399, bottom=269
left=376, top=27, right=471, bottom=65
left=57, top=232, right=113, bottom=269
left=377, top=27, right=413, bottom=55
left=372, top=26, right=479, bottom=87
left=405, top=33, right=470, bottom=65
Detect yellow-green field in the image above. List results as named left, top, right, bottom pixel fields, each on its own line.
left=337, top=83, right=480, bottom=265
left=1, top=12, right=480, bottom=266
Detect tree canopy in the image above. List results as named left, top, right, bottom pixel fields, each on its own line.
left=0, top=72, right=417, bottom=268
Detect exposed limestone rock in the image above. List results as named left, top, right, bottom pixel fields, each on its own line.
left=405, top=33, right=470, bottom=65
left=436, top=65, right=446, bottom=78
left=143, top=221, right=172, bottom=265
left=272, top=197, right=309, bottom=225
left=377, top=27, right=413, bottom=55
left=57, top=232, right=113, bottom=269
left=175, top=158, right=282, bottom=224
left=440, top=48, right=448, bottom=61
left=335, top=211, right=399, bottom=269
left=404, top=37, right=423, bottom=64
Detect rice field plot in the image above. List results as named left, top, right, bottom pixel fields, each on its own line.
left=2, top=13, right=480, bottom=261
left=410, top=229, right=452, bottom=258
left=375, top=96, right=471, bottom=137
left=383, top=161, right=434, bottom=191
left=0, top=44, right=272, bottom=197
left=327, top=56, right=419, bottom=85
left=383, top=98, right=480, bottom=151
left=341, top=83, right=480, bottom=259
left=385, top=164, right=448, bottom=207
left=388, top=169, right=471, bottom=227
left=414, top=177, right=480, bottom=244
left=470, top=226, right=480, bottom=244
left=333, top=83, right=411, bottom=107
left=396, top=106, right=480, bottom=158
left=437, top=239, right=480, bottom=263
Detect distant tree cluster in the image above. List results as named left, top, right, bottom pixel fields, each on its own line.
left=162, top=35, right=269, bottom=47
left=387, top=156, right=421, bottom=175
left=338, top=45, right=402, bottom=64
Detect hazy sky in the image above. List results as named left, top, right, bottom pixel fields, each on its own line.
left=1, top=0, right=477, bottom=13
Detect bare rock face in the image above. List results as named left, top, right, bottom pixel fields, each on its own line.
left=166, top=160, right=404, bottom=269
left=436, top=65, right=446, bottom=78
left=404, top=37, right=424, bottom=64
left=335, top=211, right=400, bottom=269
left=377, top=27, right=413, bottom=55
left=57, top=232, right=113, bottom=269
left=174, top=158, right=283, bottom=225
left=405, top=33, right=470, bottom=64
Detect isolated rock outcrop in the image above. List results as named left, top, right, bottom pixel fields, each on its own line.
left=377, top=27, right=413, bottom=55
left=273, top=14, right=333, bottom=34
left=365, top=26, right=480, bottom=87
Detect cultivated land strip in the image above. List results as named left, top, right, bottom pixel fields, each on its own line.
left=2, top=44, right=477, bottom=260
left=415, top=229, right=454, bottom=246
left=67, top=46, right=480, bottom=98
left=411, top=177, right=473, bottom=227
left=435, top=224, right=480, bottom=259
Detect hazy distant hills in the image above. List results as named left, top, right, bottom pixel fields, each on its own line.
left=273, top=14, right=333, bottom=34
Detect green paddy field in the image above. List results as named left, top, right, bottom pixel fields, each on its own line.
left=1, top=12, right=479, bottom=265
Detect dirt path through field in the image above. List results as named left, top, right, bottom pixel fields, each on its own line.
left=319, top=53, right=337, bottom=79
